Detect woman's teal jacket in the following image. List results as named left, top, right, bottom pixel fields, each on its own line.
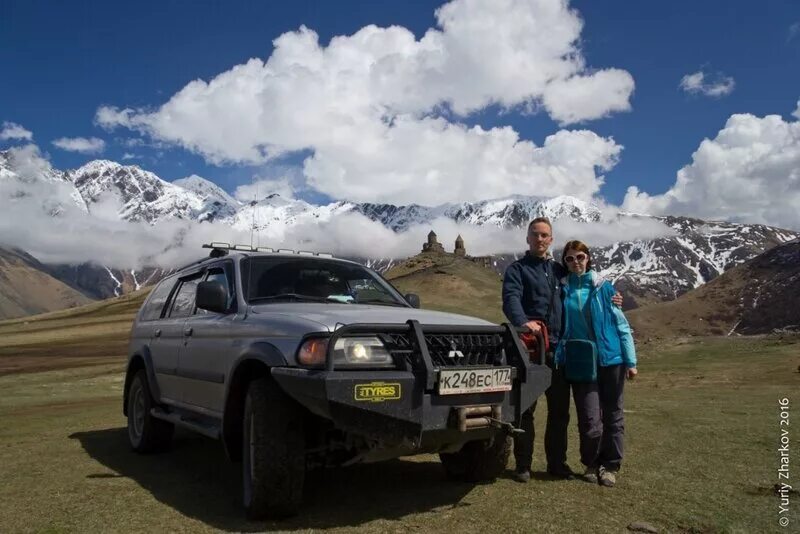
left=554, top=271, right=637, bottom=368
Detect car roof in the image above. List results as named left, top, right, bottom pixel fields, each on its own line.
left=174, top=250, right=364, bottom=277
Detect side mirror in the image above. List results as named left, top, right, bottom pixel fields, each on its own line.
left=405, top=293, right=420, bottom=309
left=196, top=281, right=228, bottom=313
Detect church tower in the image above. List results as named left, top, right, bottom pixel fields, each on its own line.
left=454, top=234, right=466, bottom=256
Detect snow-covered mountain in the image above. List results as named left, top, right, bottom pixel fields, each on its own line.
left=229, top=194, right=351, bottom=239
left=66, top=160, right=242, bottom=223
left=345, top=194, right=600, bottom=232
left=594, top=216, right=797, bottom=307
left=2, top=151, right=798, bottom=305
left=0, top=151, right=604, bottom=232
left=0, top=148, right=87, bottom=215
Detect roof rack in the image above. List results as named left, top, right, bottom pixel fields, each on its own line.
left=200, top=243, right=335, bottom=258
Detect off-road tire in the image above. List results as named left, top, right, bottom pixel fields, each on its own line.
left=242, top=377, right=305, bottom=519
left=440, top=433, right=511, bottom=482
left=127, top=370, right=174, bottom=453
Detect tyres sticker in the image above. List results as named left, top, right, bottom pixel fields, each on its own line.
left=354, top=382, right=401, bottom=402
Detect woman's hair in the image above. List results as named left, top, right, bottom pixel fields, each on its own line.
left=561, top=240, right=593, bottom=271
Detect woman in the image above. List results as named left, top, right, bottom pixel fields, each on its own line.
left=555, top=240, right=637, bottom=487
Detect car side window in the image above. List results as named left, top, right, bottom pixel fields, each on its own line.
left=140, top=278, right=177, bottom=321
left=169, top=275, right=202, bottom=318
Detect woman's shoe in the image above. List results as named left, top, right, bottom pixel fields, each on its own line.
left=598, top=466, right=616, bottom=487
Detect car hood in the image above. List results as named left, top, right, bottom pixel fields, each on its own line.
left=249, top=303, right=496, bottom=331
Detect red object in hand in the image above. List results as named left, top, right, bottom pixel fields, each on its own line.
left=520, top=320, right=549, bottom=358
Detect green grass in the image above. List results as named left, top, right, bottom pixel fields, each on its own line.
left=1, top=336, right=798, bottom=533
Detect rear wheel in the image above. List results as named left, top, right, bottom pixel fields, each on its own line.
left=127, top=370, right=173, bottom=453
left=440, top=433, right=511, bottom=482
left=242, top=377, right=305, bottom=519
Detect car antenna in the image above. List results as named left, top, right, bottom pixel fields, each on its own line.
left=250, top=179, right=257, bottom=249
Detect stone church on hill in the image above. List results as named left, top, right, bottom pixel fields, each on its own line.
left=421, top=230, right=491, bottom=268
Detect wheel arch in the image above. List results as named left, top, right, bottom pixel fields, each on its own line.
left=123, top=347, right=160, bottom=416
left=222, top=342, right=288, bottom=461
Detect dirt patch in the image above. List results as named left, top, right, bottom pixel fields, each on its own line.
left=0, top=355, right=125, bottom=376
left=5, top=396, right=117, bottom=417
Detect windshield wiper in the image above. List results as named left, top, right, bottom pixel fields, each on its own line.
left=250, top=293, right=331, bottom=303
left=355, top=298, right=406, bottom=307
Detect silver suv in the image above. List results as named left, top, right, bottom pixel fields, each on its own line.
left=124, top=244, right=550, bottom=519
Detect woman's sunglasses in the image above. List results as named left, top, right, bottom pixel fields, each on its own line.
left=564, top=253, right=588, bottom=263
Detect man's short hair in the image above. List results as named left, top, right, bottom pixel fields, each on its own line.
left=527, top=217, right=552, bottom=233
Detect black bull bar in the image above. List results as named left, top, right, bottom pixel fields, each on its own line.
left=271, top=321, right=551, bottom=448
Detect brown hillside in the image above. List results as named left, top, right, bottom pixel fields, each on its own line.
left=629, top=239, right=800, bottom=339
left=0, top=247, right=94, bottom=320
left=0, top=287, right=150, bottom=375
left=385, top=251, right=505, bottom=324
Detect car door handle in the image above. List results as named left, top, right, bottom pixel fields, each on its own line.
left=153, top=329, right=161, bottom=338
left=183, top=327, right=193, bottom=337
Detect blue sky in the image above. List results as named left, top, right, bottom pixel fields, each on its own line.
left=1, top=0, right=799, bottom=210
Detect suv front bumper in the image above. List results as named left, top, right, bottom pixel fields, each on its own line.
left=271, top=321, right=551, bottom=450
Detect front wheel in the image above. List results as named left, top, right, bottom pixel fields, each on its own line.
left=440, top=433, right=511, bottom=482
left=242, top=377, right=305, bottom=519
left=126, top=370, right=173, bottom=453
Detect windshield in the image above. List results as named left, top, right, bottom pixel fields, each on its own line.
left=241, top=256, right=408, bottom=306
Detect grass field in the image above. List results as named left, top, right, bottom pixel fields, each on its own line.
left=1, top=333, right=798, bottom=533
left=0, top=289, right=146, bottom=375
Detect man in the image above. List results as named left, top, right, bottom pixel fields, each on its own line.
left=502, top=217, right=621, bottom=482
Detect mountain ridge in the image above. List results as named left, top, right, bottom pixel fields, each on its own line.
left=1, top=150, right=798, bottom=308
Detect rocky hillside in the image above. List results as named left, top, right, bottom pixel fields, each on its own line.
left=628, top=239, right=800, bottom=339
left=45, top=263, right=169, bottom=300
left=0, top=247, right=94, bottom=319
left=594, top=216, right=796, bottom=308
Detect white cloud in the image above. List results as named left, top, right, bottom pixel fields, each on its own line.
left=405, top=215, right=673, bottom=257
left=0, top=121, right=33, bottom=141
left=623, top=110, right=800, bottom=230
left=1, top=143, right=674, bottom=271
left=95, top=0, right=633, bottom=205
left=244, top=211, right=673, bottom=260
left=0, top=144, right=250, bottom=268
left=542, top=69, right=634, bottom=125
left=301, top=119, right=622, bottom=205
left=234, top=178, right=296, bottom=202
left=52, top=136, right=106, bottom=154
left=788, top=22, right=800, bottom=43
left=679, top=70, right=735, bottom=97
left=121, top=153, right=137, bottom=160
left=96, top=107, right=135, bottom=130
left=793, top=99, right=800, bottom=120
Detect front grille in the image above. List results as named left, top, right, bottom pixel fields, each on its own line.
left=381, top=332, right=505, bottom=368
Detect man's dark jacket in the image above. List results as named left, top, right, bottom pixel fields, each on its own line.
left=502, top=252, right=566, bottom=346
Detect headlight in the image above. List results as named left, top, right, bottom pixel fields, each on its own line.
left=297, top=336, right=393, bottom=367
left=334, top=336, right=393, bottom=366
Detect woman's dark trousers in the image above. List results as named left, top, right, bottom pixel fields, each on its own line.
left=572, top=363, right=626, bottom=471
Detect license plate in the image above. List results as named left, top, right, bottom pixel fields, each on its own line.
left=438, top=367, right=512, bottom=395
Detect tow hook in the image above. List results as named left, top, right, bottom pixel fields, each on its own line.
left=454, top=405, right=523, bottom=434
left=488, top=417, right=525, bottom=435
